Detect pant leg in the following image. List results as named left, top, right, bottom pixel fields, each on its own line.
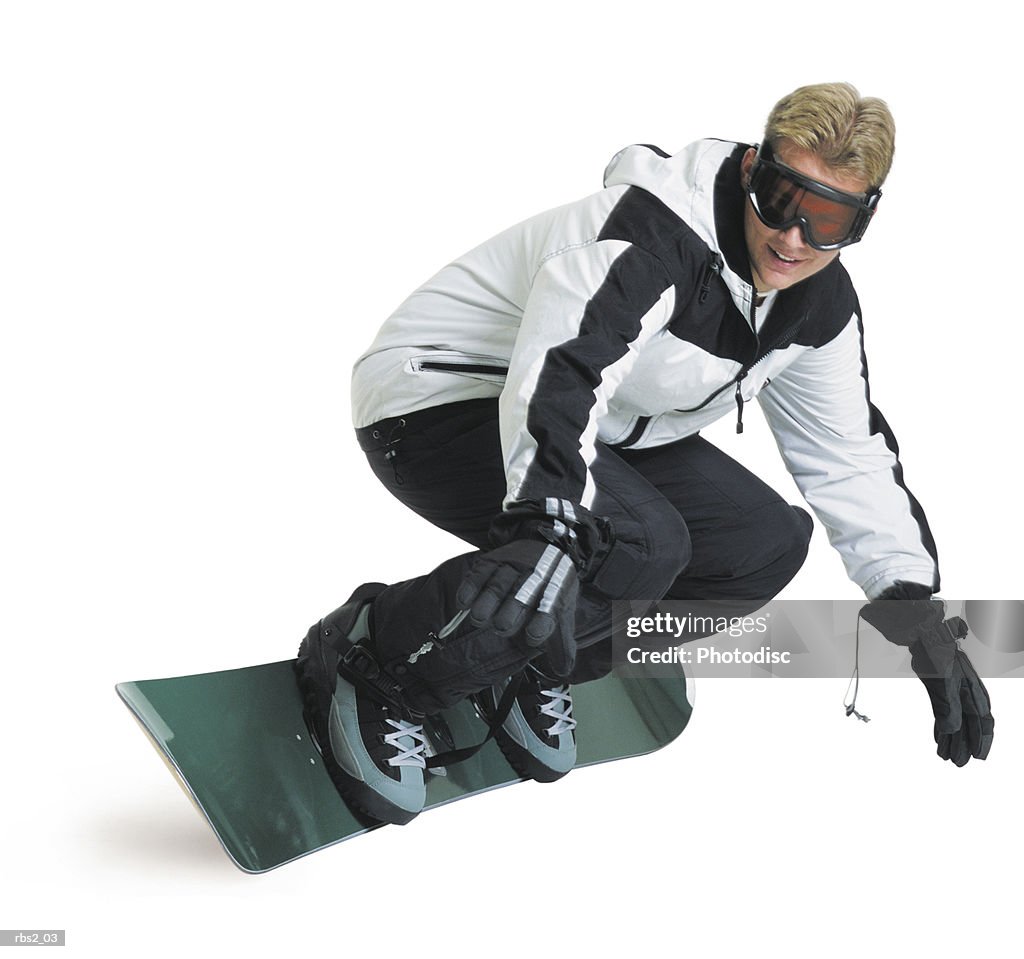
left=356, top=398, right=505, bottom=549
left=356, top=399, right=690, bottom=645
left=354, top=400, right=517, bottom=713
left=354, top=401, right=809, bottom=701
left=616, top=433, right=813, bottom=603
left=568, top=433, right=813, bottom=681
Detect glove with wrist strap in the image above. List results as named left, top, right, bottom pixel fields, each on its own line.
left=455, top=498, right=608, bottom=678
left=861, top=582, right=994, bottom=766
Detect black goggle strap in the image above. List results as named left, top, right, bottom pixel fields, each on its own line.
left=752, top=142, right=880, bottom=213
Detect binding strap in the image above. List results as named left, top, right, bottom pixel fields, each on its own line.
left=424, top=672, right=525, bottom=769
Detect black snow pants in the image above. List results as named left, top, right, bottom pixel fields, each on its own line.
left=354, top=398, right=812, bottom=714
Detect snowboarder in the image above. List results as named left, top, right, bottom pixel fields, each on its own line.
left=296, top=82, right=991, bottom=826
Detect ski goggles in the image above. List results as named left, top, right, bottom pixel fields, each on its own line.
left=746, top=142, right=881, bottom=250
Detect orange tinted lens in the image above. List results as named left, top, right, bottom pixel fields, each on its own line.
left=797, top=191, right=858, bottom=243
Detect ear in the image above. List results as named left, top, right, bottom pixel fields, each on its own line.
left=740, top=147, right=757, bottom=190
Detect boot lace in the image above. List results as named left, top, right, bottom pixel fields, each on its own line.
left=383, top=718, right=428, bottom=768
left=538, top=685, right=577, bottom=737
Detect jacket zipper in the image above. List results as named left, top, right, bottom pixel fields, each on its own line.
left=416, top=359, right=510, bottom=376
left=734, top=374, right=747, bottom=434
left=698, top=253, right=723, bottom=304
left=674, top=307, right=805, bottom=433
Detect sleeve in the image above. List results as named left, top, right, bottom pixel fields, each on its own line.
left=756, top=310, right=940, bottom=598
left=499, top=238, right=673, bottom=513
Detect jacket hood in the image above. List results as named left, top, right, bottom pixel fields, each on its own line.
left=603, top=139, right=756, bottom=305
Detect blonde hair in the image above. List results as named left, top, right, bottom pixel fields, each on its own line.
left=764, top=82, right=896, bottom=189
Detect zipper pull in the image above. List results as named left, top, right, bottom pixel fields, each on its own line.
left=409, top=607, right=471, bottom=665
left=408, top=640, right=435, bottom=664
left=698, top=253, right=722, bottom=304
left=735, top=376, right=746, bottom=434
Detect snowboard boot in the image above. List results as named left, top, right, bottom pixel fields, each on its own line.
left=295, top=583, right=427, bottom=825
left=477, top=665, right=577, bottom=783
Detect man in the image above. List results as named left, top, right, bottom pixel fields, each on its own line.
left=296, top=82, right=989, bottom=827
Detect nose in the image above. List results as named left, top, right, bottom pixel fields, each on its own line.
left=776, top=224, right=809, bottom=251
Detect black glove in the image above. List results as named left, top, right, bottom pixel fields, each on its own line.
left=861, top=588, right=994, bottom=766
left=456, top=538, right=580, bottom=677
left=455, top=498, right=606, bottom=679
left=913, top=639, right=994, bottom=766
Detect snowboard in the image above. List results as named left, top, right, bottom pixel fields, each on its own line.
left=116, top=658, right=692, bottom=873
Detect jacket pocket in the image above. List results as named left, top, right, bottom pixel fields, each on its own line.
left=407, top=351, right=510, bottom=384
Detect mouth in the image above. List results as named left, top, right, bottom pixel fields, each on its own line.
left=768, top=245, right=804, bottom=265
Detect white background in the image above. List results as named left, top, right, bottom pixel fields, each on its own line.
left=3, top=2, right=1021, bottom=955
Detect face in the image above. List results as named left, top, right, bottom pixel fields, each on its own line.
left=740, top=140, right=870, bottom=292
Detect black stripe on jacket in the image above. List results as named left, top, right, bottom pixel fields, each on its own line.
left=518, top=244, right=670, bottom=504
left=854, top=308, right=941, bottom=591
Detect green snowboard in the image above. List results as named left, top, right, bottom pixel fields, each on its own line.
left=116, top=659, right=692, bottom=873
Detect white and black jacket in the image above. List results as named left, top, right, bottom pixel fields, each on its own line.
left=351, top=139, right=939, bottom=598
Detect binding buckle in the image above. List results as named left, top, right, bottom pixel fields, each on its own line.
left=340, top=643, right=382, bottom=681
